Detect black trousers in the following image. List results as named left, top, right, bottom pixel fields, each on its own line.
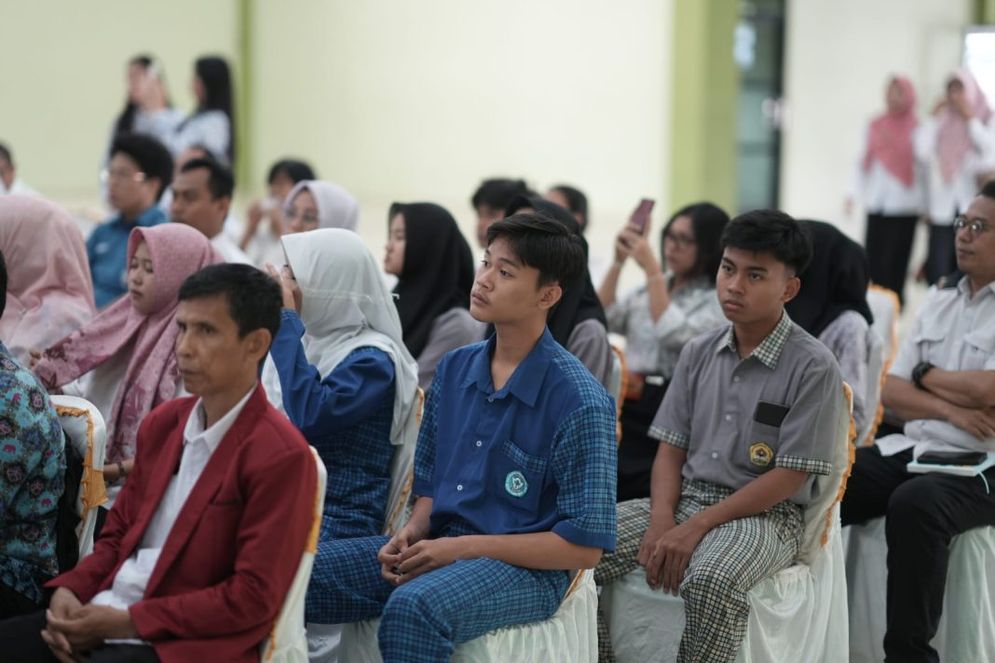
left=840, top=445, right=995, bottom=663
left=0, top=581, right=41, bottom=620
left=864, top=213, right=918, bottom=305
left=616, top=380, right=668, bottom=501
left=0, top=609, right=159, bottom=662
left=925, top=223, right=957, bottom=285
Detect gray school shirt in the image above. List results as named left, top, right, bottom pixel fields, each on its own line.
left=648, top=312, right=844, bottom=506
left=416, top=307, right=486, bottom=391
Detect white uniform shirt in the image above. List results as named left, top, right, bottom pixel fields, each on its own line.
left=915, top=117, right=995, bottom=224
left=850, top=126, right=922, bottom=215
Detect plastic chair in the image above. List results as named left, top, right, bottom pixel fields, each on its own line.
left=600, top=384, right=855, bottom=663
left=859, top=329, right=885, bottom=446
left=865, top=285, right=900, bottom=438
left=50, top=395, right=107, bottom=559
left=260, top=446, right=328, bottom=663
left=609, top=345, right=628, bottom=444
left=338, top=570, right=598, bottom=662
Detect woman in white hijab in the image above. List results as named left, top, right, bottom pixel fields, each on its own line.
left=264, top=228, right=418, bottom=544
left=283, top=180, right=360, bottom=232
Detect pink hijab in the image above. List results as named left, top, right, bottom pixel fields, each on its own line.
left=937, top=69, right=993, bottom=183
left=34, top=223, right=222, bottom=462
left=0, top=196, right=95, bottom=363
left=864, top=76, right=918, bottom=188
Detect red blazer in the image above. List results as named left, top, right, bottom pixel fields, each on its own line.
left=49, top=384, right=316, bottom=663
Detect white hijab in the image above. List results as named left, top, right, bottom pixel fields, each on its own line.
left=276, top=228, right=419, bottom=447
left=285, top=180, right=360, bottom=231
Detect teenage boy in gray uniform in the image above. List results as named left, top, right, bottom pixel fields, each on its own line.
left=596, top=209, right=845, bottom=663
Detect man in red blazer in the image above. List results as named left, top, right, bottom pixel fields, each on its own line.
left=0, top=264, right=316, bottom=663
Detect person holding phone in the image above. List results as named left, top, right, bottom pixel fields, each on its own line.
left=840, top=181, right=995, bottom=663
left=598, top=201, right=729, bottom=500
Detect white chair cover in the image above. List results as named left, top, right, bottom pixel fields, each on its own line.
left=261, top=446, right=328, bottom=663
left=865, top=285, right=900, bottom=440
left=601, top=385, right=854, bottom=663
left=338, top=570, right=597, bottom=663
left=859, top=329, right=885, bottom=446
left=843, top=517, right=995, bottom=663
left=50, top=395, right=107, bottom=559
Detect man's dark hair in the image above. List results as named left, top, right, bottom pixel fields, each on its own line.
left=549, top=184, right=588, bottom=229
left=664, top=202, right=730, bottom=284
left=267, top=159, right=316, bottom=185
left=178, top=265, right=281, bottom=359
left=720, top=209, right=812, bottom=275
left=485, top=213, right=586, bottom=290
left=180, top=157, right=235, bottom=200
left=471, top=178, right=534, bottom=213
left=979, top=179, right=995, bottom=200
left=0, top=143, right=11, bottom=165
left=110, top=133, right=174, bottom=200
left=0, top=249, right=7, bottom=320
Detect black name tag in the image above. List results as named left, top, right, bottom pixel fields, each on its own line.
left=754, top=401, right=790, bottom=427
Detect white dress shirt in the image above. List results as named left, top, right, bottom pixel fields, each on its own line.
left=915, top=117, right=995, bottom=224
left=211, top=231, right=253, bottom=265
left=850, top=126, right=922, bottom=216
left=91, top=387, right=255, bottom=612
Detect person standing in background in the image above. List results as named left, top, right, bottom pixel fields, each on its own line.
left=847, top=75, right=921, bottom=304
left=915, top=69, right=994, bottom=284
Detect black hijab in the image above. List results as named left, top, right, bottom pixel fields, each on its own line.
left=786, top=220, right=874, bottom=337
left=390, top=202, right=474, bottom=358
left=500, top=194, right=607, bottom=345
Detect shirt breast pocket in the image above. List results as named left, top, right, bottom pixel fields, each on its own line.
left=496, top=440, right=548, bottom=511
left=914, top=324, right=947, bottom=366
left=964, top=329, right=995, bottom=370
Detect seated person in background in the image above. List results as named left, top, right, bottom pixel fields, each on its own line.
left=304, top=215, right=617, bottom=661
left=598, top=202, right=729, bottom=501
left=264, top=228, right=419, bottom=542
left=0, top=143, right=38, bottom=196
left=595, top=210, right=844, bottom=663
left=240, top=158, right=316, bottom=265
left=385, top=201, right=482, bottom=390
left=545, top=183, right=589, bottom=233
left=89, top=134, right=173, bottom=308
left=0, top=264, right=316, bottom=663
left=0, top=196, right=95, bottom=364
left=787, top=220, right=875, bottom=437
left=170, top=156, right=251, bottom=264
left=32, top=224, right=221, bottom=506
left=283, top=180, right=360, bottom=233
left=840, top=183, right=995, bottom=663
left=470, top=177, right=533, bottom=248
left=501, top=194, right=614, bottom=390
left=0, top=249, right=66, bottom=619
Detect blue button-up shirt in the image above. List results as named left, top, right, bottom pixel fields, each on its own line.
left=413, top=328, right=617, bottom=551
left=86, top=205, right=167, bottom=308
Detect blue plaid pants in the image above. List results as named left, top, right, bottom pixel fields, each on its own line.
left=306, top=534, right=571, bottom=662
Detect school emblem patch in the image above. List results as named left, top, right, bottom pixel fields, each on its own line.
left=505, top=471, right=528, bottom=497
left=749, top=442, right=774, bottom=468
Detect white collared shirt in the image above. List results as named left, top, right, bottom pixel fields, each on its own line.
left=879, top=278, right=995, bottom=457
left=211, top=231, right=253, bottom=265
left=91, top=386, right=255, bottom=612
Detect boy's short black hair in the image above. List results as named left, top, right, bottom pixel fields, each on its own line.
left=720, top=209, right=812, bottom=275
left=0, top=249, right=7, bottom=320
left=180, top=157, right=235, bottom=200
left=471, top=178, right=534, bottom=212
left=979, top=179, right=995, bottom=200
left=485, top=213, right=586, bottom=290
left=178, top=265, right=281, bottom=360
left=110, top=133, right=174, bottom=200
left=0, top=143, right=11, bottom=165
left=267, top=159, right=316, bottom=185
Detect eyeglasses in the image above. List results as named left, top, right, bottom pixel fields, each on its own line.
left=100, top=168, right=147, bottom=184
left=953, top=215, right=991, bottom=237
left=663, top=230, right=697, bottom=248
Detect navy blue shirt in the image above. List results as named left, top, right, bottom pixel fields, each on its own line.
left=413, top=327, right=617, bottom=551
left=270, top=309, right=396, bottom=538
left=86, top=205, right=167, bottom=308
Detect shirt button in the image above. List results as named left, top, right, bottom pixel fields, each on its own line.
left=725, top=414, right=732, bottom=422
left=456, top=484, right=464, bottom=491
left=475, top=440, right=482, bottom=447
left=711, top=452, right=718, bottom=459
left=487, top=397, right=494, bottom=403
left=733, top=376, right=741, bottom=383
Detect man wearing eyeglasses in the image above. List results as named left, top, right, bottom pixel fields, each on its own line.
left=841, top=180, right=995, bottom=663
left=88, top=134, right=172, bottom=308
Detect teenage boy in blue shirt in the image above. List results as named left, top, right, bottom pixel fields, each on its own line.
left=305, top=214, right=617, bottom=661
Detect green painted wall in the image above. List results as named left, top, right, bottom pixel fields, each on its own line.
left=976, top=0, right=995, bottom=23
left=669, top=0, right=739, bottom=212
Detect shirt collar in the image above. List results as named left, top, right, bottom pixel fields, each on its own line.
left=958, top=275, right=995, bottom=300
left=459, top=327, right=554, bottom=407
left=182, top=384, right=257, bottom=453
left=716, top=311, right=794, bottom=370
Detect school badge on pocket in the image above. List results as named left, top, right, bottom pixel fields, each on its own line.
left=749, top=442, right=774, bottom=468
left=505, top=470, right=528, bottom=497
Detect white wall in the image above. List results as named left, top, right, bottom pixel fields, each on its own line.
left=0, top=1, right=237, bottom=205
left=780, top=0, right=971, bottom=240
left=249, top=0, right=674, bottom=286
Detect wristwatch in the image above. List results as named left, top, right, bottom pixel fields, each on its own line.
left=912, top=361, right=935, bottom=390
